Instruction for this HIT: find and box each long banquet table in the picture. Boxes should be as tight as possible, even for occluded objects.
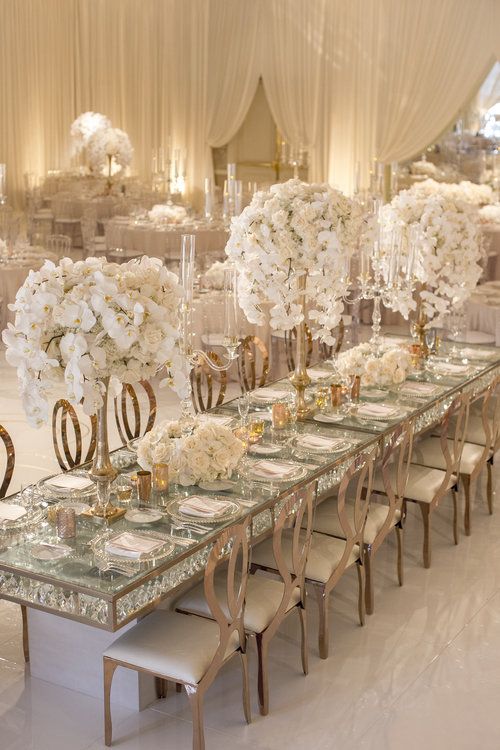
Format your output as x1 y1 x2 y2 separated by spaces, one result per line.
1 338 499 707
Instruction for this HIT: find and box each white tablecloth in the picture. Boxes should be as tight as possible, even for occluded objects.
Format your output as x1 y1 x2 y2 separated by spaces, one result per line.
105 219 228 261
0 266 30 331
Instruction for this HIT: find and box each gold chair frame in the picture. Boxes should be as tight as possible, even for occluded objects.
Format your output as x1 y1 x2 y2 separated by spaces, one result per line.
104 518 251 750
52 399 97 471
114 381 157 444
190 352 227 413
237 335 270 393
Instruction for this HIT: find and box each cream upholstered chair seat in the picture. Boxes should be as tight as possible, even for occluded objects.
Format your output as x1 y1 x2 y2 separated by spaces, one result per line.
178 574 301 634
412 437 484 475
103 610 239 685
313 495 401 546
372 463 456 504
252 530 360 584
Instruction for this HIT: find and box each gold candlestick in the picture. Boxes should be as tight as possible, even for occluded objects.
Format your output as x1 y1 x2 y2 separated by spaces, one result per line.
88 377 124 520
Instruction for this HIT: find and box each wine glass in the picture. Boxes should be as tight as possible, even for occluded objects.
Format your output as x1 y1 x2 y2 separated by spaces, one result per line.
237 392 250 426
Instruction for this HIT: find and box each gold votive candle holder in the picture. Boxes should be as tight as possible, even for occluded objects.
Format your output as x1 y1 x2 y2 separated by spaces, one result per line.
137 470 152 504
248 418 265 443
330 384 343 408
56 507 76 539
315 387 329 411
152 463 169 494
351 375 361 402
272 403 289 430
116 485 133 503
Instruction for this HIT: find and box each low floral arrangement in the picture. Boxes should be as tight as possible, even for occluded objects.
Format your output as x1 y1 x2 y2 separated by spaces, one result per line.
409 178 493 206
410 160 438 177
70 111 111 155
87 127 133 175
335 343 412 387
226 178 363 345
380 189 483 325
200 259 230 291
478 204 500 225
148 203 187 225
136 418 245 486
2 256 190 426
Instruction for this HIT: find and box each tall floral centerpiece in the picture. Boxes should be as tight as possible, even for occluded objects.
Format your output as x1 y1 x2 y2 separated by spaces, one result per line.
380 189 483 351
226 179 362 418
87 126 133 193
2 256 190 516
70 111 111 157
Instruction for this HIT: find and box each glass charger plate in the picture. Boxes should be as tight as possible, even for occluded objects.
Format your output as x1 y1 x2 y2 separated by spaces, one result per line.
111 449 137 470
354 404 406 422
197 480 236 492
166 496 242 525
249 390 292 405
240 459 308 483
0 490 46 532
125 509 163 524
290 435 353 454
30 541 73 561
248 443 284 456
37 470 96 500
90 529 175 566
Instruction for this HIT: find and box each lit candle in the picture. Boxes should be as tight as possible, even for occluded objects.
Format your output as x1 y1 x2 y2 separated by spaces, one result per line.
272 402 289 430
204 177 213 220
235 180 243 215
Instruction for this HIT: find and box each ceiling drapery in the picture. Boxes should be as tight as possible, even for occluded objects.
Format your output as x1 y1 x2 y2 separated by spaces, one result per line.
0 0 498 204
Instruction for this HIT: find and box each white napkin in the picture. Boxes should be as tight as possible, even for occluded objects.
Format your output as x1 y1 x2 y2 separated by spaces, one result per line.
357 403 396 418
46 474 93 490
179 495 233 518
0 503 27 521
297 435 345 450
252 460 296 478
400 382 439 395
105 532 164 559
251 388 290 401
307 368 334 381
197 415 233 427
432 362 468 375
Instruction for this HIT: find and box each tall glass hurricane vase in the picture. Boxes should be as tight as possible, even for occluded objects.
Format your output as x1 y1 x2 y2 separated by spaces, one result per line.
89 377 121 518
289 274 311 420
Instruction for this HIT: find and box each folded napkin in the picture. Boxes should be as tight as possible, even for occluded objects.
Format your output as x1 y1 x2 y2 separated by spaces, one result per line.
179 495 233 518
357 403 396 418
400 382 439 395
46 474 93 491
307 368 334 381
461 347 496 361
104 532 164 559
252 460 296 478
0 503 27 521
251 388 291 401
197 415 233 427
297 435 345 450
432 362 469 375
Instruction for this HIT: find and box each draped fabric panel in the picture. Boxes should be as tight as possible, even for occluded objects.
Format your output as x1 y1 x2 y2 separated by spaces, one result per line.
0 0 499 205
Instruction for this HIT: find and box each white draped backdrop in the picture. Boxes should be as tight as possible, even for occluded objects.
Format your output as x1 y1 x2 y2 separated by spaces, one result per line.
0 0 499 204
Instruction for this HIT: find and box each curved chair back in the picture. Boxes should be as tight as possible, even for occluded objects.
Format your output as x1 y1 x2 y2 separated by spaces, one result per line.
318 320 345 360
202 517 250 687
52 399 97 471
190 352 227 413
0 424 15 498
47 233 71 258
114 381 157 444
284 324 313 371
237 335 269 392
441 393 469 478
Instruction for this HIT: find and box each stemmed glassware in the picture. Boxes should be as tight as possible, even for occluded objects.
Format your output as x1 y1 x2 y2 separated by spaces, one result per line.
446 309 466 360
237 392 250 427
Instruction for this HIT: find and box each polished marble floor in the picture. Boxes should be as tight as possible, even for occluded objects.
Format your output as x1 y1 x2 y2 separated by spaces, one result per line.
1 356 500 748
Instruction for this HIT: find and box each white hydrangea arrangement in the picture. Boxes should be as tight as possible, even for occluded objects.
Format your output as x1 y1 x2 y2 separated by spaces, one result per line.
2 256 190 427
87 127 133 175
148 203 187 225
201 259 230 291
335 343 412 387
226 179 363 345
478 204 500 225
70 111 111 155
137 418 245 486
409 178 493 206
380 189 483 325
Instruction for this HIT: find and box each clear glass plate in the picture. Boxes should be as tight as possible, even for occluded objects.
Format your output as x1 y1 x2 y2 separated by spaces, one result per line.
37 470 96 500
0 489 46 532
166 496 242 524
90 529 175 566
240 459 308 483
30 542 73 561
290 435 353 454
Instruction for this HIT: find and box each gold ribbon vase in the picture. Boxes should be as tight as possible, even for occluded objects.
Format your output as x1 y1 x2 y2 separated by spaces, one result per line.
88 377 124 519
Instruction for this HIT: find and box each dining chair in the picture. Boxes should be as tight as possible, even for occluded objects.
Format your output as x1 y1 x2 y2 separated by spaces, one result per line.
0 424 29 663
284 324 314 371
103 518 251 750
113 381 157 444
46 233 71 259
318 319 345 360
52 399 97 471
313 421 414 615
397 393 469 568
237 335 270 393
81 208 107 259
177 483 316 716
252 447 377 660
190 352 227 413
53 195 81 247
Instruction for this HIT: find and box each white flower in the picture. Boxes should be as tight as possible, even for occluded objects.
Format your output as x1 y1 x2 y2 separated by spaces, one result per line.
148 204 187 225
86 127 133 174
226 179 364 342
70 111 111 154
2 256 188 426
335 343 412 387
201 260 230 291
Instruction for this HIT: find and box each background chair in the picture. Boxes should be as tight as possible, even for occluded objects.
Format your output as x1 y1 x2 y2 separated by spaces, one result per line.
103 518 251 750
52 399 97 471
190 352 227 413
237 335 269 392
47 233 71 259
113 381 157 444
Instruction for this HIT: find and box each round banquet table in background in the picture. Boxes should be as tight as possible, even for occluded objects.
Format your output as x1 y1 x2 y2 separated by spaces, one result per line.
105 219 229 263
0 266 30 331
482 225 500 282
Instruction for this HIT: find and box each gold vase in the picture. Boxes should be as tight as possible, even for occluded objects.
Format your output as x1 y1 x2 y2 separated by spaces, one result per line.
289 274 311 421
414 288 429 359
104 154 113 196
89 377 123 519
